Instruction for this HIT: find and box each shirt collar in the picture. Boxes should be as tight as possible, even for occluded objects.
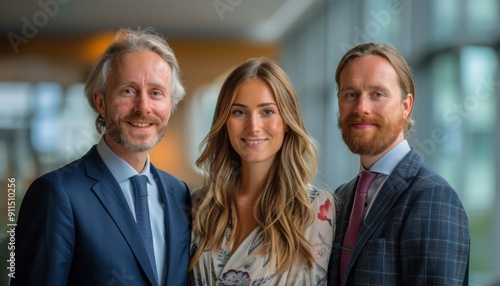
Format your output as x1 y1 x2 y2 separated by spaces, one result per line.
360 139 411 175
96 137 152 184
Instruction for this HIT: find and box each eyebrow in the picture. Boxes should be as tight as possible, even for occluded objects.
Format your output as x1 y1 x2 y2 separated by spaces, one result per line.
231 102 277 108
339 85 356 92
119 80 169 90
339 85 389 92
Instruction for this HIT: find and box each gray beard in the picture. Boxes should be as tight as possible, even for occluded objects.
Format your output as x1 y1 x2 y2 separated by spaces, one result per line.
106 119 167 152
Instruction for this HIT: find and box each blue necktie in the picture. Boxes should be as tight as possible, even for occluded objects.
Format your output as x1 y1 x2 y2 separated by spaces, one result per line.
130 175 158 281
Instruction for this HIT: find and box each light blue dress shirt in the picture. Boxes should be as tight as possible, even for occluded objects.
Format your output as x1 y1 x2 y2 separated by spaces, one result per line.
361 139 411 217
96 137 167 285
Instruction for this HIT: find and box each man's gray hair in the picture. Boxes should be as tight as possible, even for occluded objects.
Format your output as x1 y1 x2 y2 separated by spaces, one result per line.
84 27 185 134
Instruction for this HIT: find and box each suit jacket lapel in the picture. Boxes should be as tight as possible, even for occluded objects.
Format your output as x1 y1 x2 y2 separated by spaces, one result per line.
151 164 192 286
360 150 422 238
83 147 158 286
345 150 423 280
150 165 173 286
331 178 358 284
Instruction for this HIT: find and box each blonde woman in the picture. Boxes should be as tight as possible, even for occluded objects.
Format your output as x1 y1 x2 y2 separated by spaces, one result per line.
190 57 334 285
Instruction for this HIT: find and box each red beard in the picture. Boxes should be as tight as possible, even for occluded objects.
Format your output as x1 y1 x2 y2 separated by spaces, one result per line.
338 113 405 156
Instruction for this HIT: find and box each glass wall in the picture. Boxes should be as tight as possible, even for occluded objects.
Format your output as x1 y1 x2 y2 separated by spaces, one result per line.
0 82 99 198
279 0 499 284
1 1 498 284
0 81 99 284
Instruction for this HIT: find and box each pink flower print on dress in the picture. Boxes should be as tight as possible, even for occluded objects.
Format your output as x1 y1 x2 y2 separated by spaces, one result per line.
318 199 332 226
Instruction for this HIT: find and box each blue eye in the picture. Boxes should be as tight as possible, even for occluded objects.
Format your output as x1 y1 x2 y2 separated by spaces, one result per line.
232 110 245 116
121 88 137 97
346 92 357 99
263 109 275 115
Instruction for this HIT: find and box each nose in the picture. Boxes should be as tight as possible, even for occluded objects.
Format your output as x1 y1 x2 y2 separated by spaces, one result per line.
133 92 151 114
353 94 371 115
246 113 260 133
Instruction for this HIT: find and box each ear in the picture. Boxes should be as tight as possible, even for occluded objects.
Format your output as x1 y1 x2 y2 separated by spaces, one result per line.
93 92 106 117
402 93 413 118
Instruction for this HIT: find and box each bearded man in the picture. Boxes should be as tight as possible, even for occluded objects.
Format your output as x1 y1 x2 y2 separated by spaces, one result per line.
327 43 470 286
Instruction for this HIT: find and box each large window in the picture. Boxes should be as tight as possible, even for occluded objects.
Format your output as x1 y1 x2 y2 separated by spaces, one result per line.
280 0 499 284
428 47 498 280
0 81 99 285
0 81 98 195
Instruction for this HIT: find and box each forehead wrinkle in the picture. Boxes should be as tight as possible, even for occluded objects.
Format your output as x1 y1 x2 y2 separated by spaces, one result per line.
113 52 171 90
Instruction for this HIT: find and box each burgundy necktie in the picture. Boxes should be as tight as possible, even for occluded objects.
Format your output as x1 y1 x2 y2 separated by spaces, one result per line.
339 171 377 284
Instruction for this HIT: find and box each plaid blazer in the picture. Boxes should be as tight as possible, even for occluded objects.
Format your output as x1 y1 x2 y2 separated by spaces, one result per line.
327 149 470 285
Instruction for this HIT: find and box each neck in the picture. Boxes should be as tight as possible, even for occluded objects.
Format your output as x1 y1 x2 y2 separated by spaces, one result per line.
103 135 148 173
237 162 271 200
360 134 405 170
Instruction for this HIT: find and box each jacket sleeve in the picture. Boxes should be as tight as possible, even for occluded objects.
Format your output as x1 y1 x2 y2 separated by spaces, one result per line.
400 183 470 285
11 175 75 286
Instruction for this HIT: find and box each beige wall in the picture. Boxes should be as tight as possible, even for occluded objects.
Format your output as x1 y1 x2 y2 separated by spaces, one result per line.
0 34 281 189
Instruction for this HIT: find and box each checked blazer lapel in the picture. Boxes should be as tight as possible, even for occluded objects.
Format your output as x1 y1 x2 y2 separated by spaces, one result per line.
83 148 158 286
359 150 422 242
331 177 359 285
342 150 422 283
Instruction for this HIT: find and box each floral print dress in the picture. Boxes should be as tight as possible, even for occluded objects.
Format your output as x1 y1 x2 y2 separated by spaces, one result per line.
190 189 334 286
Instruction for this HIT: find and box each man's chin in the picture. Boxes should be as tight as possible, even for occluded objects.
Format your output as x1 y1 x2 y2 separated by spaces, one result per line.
118 135 159 153
347 145 375 156
127 142 156 153
344 136 382 156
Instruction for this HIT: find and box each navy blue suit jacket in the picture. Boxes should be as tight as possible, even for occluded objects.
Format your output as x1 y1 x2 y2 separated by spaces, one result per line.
327 149 470 285
11 146 191 286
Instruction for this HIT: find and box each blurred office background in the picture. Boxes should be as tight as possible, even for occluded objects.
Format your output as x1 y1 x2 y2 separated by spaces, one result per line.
0 0 498 284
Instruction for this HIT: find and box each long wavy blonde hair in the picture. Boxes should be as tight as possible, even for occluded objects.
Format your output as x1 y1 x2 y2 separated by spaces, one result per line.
190 57 319 273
